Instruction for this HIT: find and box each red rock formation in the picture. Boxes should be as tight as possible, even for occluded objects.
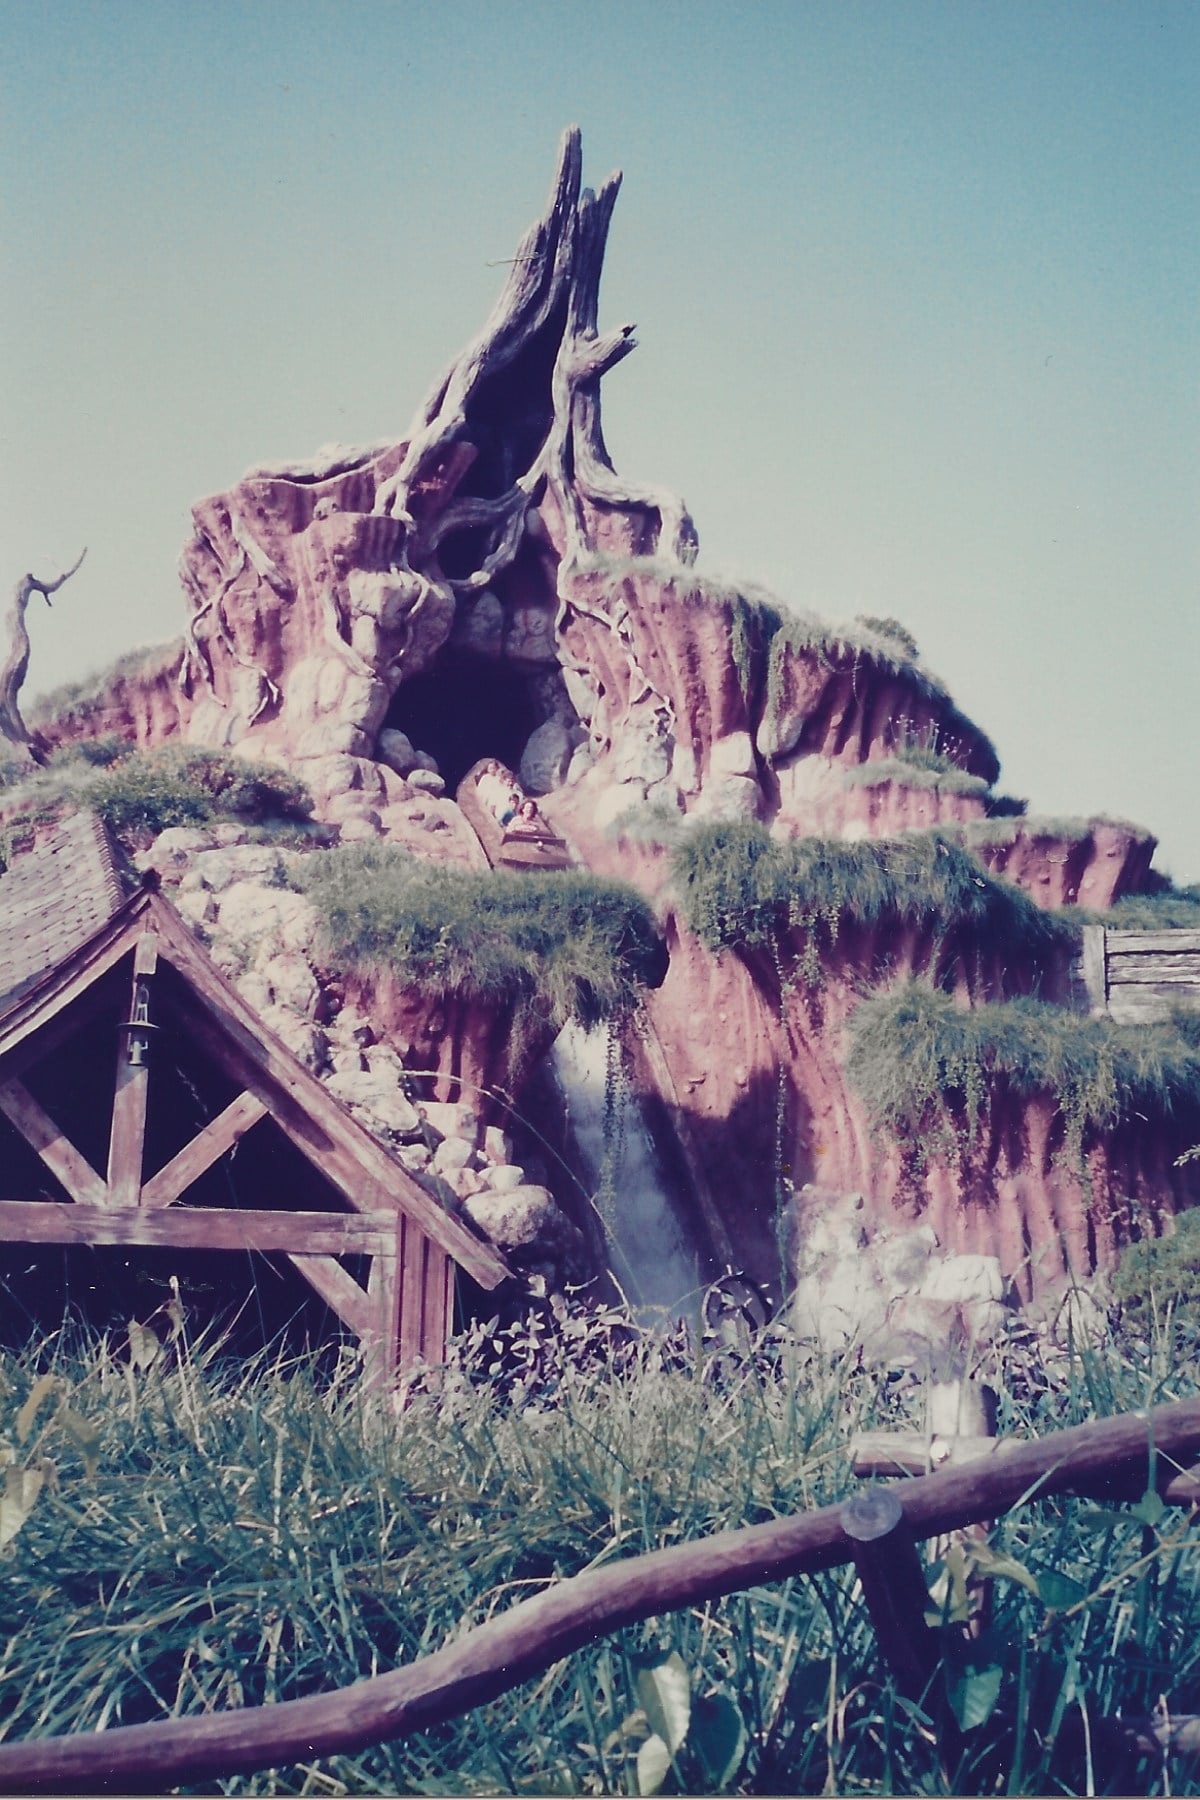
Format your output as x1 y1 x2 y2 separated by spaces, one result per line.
22 129 1193 1312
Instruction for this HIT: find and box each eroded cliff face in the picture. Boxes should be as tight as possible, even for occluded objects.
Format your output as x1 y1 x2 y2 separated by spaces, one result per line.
28 129 1196 1323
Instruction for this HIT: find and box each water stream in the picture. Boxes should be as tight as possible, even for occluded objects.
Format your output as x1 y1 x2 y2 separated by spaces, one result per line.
549 1020 701 1316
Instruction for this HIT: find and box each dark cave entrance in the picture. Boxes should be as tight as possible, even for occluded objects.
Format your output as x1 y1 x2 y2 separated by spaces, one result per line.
384 648 547 792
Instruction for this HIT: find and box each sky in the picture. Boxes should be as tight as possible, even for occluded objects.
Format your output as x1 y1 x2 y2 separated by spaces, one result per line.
3 1 1197 878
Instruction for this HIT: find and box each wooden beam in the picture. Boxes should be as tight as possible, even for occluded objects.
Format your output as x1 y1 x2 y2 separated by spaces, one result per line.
286 1252 374 1339
366 1219 402 1382
1106 929 1200 956
1081 924 1107 1015
141 1091 268 1209
0 1201 394 1256
106 943 159 1207
840 1486 941 1701
0 903 147 1064
0 1078 107 1206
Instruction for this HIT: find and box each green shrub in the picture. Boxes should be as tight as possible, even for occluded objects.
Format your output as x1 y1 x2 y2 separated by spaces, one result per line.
85 745 310 838
0 746 311 869
671 821 1069 985
294 842 663 1034
847 982 1200 1159
1112 1207 1200 1324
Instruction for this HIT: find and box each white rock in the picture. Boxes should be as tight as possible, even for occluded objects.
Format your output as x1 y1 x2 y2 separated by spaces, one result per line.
376 728 417 776
520 719 573 794
875 1226 939 1291
920 1254 1005 1308
261 951 321 1018
407 768 445 796
338 814 383 842
217 882 317 946
262 1007 326 1071
708 731 757 781
482 1125 511 1165
432 1136 475 1173
439 1165 486 1200
486 1163 526 1193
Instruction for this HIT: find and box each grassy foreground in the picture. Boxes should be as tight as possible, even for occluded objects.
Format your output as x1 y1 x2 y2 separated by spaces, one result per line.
1 1305 1198 1796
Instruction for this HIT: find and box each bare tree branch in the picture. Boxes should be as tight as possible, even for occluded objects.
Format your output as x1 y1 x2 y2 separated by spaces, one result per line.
1 549 87 766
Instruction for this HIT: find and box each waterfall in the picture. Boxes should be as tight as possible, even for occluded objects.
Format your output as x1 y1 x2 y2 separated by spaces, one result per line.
550 1021 702 1315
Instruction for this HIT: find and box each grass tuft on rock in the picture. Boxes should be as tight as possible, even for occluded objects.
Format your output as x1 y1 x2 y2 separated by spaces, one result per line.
671 821 1070 983
847 982 1200 1155
0 745 311 868
294 841 663 1032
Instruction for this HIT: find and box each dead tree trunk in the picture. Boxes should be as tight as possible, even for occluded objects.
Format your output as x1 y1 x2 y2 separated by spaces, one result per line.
1 549 86 767
372 126 696 615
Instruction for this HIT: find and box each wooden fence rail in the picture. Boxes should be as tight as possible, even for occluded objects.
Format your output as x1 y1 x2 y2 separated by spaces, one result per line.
1 1397 1198 1795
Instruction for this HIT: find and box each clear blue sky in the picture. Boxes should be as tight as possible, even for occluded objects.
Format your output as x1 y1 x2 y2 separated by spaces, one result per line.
3 1 1197 878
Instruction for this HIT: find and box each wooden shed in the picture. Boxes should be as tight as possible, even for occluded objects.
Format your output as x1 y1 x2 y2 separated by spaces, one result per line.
0 813 509 1372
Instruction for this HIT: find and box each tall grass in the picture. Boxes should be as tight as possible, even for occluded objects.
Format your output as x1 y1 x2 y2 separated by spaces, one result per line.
1 1306 1198 1795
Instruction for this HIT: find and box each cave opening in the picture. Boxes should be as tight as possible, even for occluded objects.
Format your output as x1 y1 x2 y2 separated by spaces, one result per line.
384 648 549 792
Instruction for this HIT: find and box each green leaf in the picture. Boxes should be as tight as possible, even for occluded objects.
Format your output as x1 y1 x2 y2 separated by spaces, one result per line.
967 1543 1041 1598
0 1465 45 1549
59 1409 102 1479
690 1692 746 1788
636 1733 673 1797
637 1654 690 1755
1038 1570 1088 1610
946 1662 1004 1732
1131 1488 1165 1529
16 1374 60 1445
127 1320 162 1371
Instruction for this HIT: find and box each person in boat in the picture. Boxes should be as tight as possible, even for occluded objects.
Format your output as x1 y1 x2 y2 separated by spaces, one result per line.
505 797 547 838
475 759 521 827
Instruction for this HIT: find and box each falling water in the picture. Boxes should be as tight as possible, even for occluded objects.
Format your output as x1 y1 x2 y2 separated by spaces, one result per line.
549 1020 701 1315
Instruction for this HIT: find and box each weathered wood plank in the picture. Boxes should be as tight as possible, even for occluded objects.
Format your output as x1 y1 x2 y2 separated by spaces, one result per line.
1108 955 1200 984
367 1221 402 1382
1108 990 1200 1024
420 1240 454 1364
0 1201 393 1255
399 1221 429 1369
141 1090 269 1209
0 907 143 1061
286 1252 374 1339
0 1078 107 1206
840 1486 941 1701
106 1052 149 1206
1081 925 1107 1014
1106 930 1200 955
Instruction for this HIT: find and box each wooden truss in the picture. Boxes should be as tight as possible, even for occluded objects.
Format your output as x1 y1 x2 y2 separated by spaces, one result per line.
0 886 509 1375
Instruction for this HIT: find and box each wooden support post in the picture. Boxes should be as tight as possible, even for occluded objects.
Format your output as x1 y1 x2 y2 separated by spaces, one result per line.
107 934 158 1205
840 1485 941 1701
367 1219 402 1385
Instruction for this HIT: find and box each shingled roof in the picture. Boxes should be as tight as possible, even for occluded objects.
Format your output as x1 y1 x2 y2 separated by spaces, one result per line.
0 811 129 1009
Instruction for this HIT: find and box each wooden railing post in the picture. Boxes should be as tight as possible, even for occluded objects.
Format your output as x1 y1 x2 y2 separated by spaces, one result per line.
839 1485 940 1700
